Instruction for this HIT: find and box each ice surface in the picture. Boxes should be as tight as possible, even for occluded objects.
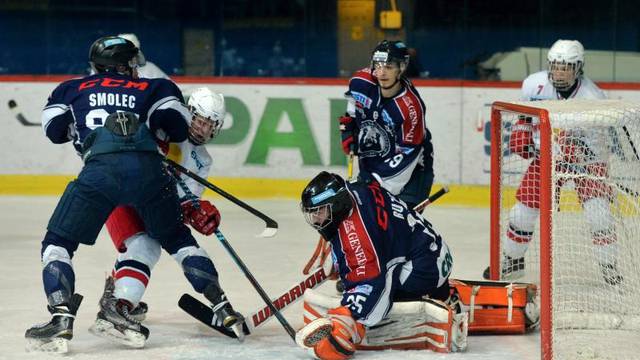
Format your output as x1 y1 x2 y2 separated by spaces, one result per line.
0 196 539 360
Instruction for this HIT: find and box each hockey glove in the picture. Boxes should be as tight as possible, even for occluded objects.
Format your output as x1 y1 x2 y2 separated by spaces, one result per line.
339 114 358 155
509 116 537 159
296 306 365 360
181 200 221 235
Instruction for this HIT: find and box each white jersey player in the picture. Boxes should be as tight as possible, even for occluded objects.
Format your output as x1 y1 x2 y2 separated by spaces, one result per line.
483 39 622 286
117 33 170 79
93 87 228 347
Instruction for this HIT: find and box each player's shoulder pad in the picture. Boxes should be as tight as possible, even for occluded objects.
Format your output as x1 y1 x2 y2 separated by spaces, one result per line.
522 70 548 88
579 76 607 99
349 67 377 89
520 70 549 99
149 78 185 102
48 75 89 102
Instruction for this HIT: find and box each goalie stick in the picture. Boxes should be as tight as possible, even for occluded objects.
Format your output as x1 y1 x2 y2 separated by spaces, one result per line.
413 186 450 212
8 99 39 126
164 158 278 238
179 267 329 339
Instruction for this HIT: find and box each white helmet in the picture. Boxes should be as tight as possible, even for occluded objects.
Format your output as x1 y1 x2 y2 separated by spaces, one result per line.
187 87 226 145
547 39 584 91
117 33 146 65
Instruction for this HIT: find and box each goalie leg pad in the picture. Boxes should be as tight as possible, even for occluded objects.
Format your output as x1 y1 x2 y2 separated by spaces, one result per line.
302 288 467 353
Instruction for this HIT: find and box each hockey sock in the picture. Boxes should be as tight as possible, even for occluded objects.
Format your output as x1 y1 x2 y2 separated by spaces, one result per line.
171 246 219 293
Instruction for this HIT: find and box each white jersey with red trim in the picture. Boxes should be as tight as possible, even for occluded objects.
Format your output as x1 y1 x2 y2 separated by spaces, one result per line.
519 70 608 161
521 70 606 101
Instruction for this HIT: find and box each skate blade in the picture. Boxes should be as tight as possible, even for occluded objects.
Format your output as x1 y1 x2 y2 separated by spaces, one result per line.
89 319 146 348
25 337 68 353
229 322 245 342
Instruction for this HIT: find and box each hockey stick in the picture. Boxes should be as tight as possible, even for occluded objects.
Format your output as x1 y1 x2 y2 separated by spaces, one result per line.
164 158 278 238
213 229 297 341
8 99 39 126
622 125 640 161
413 186 450 212
347 152 355 179
560 162 640 199
179 267 328 339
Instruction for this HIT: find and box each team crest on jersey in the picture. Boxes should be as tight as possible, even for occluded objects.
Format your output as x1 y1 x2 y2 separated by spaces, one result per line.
350 91 372 109
381 110 393 126
358 120 391 159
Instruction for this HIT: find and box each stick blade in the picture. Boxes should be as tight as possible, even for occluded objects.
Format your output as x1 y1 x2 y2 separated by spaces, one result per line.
258 226 278 238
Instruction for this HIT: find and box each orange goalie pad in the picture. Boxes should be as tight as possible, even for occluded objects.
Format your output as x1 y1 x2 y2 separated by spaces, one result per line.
450 279 537 335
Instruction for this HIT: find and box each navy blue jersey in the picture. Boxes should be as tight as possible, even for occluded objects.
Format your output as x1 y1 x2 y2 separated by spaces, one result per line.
41 73 190 153
346 68 433 195
327 180 452 326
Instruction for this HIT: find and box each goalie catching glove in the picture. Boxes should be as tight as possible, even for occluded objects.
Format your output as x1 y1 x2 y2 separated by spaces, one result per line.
181 199 221 235
296 306 365 360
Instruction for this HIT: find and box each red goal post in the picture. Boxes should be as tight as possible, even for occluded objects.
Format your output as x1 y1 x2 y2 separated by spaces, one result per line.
489 99 640 360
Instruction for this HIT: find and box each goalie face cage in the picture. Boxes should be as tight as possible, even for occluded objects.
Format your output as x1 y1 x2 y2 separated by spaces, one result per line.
489 99 640 360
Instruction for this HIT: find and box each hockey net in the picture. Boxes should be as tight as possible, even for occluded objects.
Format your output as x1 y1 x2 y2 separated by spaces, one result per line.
489 99 640 360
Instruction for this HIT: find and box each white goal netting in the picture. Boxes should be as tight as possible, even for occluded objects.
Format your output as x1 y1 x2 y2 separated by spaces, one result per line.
492 99 640 360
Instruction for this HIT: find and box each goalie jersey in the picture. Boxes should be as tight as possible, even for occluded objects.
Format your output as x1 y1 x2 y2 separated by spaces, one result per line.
327 180 453 327
346 69 433 195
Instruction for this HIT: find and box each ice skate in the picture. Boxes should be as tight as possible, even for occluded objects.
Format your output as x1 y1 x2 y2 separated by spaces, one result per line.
100 275 148 322
89 297 149 348
204 281 246 341
25 293 83 354
483 256 525 280
600 263 623 286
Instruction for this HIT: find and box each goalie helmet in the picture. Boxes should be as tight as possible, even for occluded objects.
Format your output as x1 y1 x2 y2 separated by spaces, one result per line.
89 36 139 75
301 172 353 234
547 39 584 91
187 87 226 145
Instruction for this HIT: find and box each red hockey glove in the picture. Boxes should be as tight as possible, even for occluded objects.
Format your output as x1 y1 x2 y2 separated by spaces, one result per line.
339 115 358 155
509 116 537 159
297 306 365 360
181 200 221 235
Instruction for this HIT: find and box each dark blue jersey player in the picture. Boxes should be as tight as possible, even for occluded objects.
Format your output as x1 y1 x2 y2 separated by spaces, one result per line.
26 36 243 353
339 40 434 208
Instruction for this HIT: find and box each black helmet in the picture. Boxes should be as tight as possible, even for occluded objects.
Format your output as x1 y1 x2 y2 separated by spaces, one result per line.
301 172 353 235
89 36 139 74
371 40 410 68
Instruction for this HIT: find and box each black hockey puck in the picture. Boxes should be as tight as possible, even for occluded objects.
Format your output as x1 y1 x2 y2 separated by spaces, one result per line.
8 99 16 109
